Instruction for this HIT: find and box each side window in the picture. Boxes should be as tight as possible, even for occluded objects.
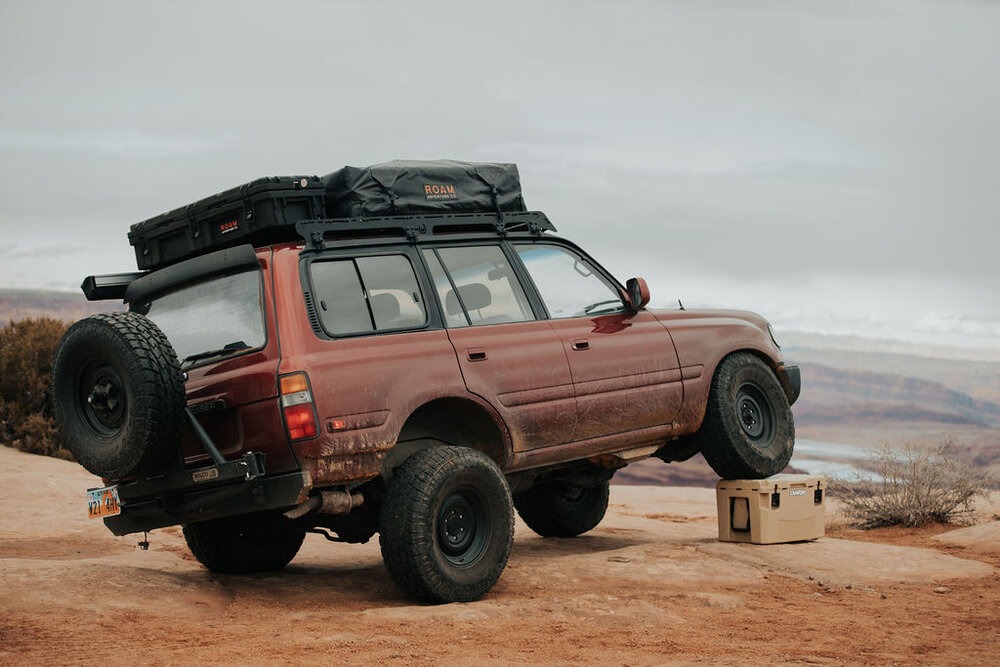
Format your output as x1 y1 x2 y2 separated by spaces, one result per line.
424 246 534 326
310 254 426 336
515 244 624 318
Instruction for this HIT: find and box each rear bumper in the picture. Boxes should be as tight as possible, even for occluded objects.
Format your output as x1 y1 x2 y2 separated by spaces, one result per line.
103 452 308 536
776 364 801 406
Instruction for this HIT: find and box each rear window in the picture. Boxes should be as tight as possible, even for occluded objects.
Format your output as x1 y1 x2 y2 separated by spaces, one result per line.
133 269 266 366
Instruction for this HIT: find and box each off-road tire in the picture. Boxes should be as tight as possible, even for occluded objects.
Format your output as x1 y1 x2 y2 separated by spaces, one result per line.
513 479 610 537
379 447 514 603
182 511 306 574
698 352 794 479
52 312 185 479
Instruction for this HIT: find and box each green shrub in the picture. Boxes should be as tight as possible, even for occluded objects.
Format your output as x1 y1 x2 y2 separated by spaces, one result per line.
0 317 71 459
834 442 994 528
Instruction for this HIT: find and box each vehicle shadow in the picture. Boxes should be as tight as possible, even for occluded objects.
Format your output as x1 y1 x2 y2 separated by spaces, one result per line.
156 530 655 608
512 530 649 558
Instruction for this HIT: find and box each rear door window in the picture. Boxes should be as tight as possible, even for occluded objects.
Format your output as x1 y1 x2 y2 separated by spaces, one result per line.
423 246 535 326
310 254 427 336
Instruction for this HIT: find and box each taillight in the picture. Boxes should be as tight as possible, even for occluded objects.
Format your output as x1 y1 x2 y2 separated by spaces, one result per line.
279 372 318 441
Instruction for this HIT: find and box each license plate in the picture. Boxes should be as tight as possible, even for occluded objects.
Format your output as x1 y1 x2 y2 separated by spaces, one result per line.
87 486 121 519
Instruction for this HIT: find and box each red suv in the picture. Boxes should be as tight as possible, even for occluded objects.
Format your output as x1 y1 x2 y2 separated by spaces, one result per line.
53 161 800 603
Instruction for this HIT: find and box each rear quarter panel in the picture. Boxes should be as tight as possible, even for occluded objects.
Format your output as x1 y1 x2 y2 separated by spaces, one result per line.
180 248 295 472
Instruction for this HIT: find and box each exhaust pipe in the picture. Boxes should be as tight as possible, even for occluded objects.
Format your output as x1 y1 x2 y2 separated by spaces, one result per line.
284 489 364 520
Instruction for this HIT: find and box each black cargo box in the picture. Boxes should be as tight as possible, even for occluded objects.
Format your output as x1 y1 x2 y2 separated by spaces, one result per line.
323 160 525 218
128 176 325 270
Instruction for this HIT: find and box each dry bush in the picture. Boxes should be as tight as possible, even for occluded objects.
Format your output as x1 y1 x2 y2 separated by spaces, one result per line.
833 442 994 528
0 317 72 459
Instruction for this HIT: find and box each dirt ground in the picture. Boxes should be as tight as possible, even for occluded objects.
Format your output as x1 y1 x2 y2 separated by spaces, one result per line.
2 445 998 666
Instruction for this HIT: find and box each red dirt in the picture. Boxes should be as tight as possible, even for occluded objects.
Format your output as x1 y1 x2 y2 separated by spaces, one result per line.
2 445 998 665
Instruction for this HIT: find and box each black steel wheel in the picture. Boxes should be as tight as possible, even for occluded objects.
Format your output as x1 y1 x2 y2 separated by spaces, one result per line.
736 382 775 443
513 478 610 538
698 352 795 479
379 447 514 603
52 312 185 479
437 488 490 567
77 361 128 437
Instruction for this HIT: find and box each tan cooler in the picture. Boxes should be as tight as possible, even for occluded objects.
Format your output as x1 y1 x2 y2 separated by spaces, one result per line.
716 475 826 544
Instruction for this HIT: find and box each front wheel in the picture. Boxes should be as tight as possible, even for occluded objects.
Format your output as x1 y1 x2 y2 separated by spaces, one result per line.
698 352 795 479
379 447 514 603
513 478 610 537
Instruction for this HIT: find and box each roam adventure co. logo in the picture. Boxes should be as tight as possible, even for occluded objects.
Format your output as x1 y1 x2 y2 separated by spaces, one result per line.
424 183 458 201
218 219 239 235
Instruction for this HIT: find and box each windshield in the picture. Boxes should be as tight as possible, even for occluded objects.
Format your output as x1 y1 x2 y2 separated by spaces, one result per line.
133 270 266 364
514 244 624 318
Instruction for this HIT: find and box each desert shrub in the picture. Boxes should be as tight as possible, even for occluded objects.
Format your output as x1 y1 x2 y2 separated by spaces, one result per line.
0 317 72 459
833 442 994 528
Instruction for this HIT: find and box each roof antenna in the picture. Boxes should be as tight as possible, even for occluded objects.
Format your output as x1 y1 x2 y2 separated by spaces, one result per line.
678 299 685 311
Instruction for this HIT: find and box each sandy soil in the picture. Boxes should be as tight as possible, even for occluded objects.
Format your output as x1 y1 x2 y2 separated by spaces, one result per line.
2 445 998 666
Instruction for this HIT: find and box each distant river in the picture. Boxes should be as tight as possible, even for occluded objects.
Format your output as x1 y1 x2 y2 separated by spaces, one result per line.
791 438 879 480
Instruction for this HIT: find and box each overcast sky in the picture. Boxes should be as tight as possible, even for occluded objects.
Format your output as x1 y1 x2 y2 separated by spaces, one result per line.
1 1 998 350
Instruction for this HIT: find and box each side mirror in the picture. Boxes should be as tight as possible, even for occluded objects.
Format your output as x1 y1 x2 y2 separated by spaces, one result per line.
625 277 650 311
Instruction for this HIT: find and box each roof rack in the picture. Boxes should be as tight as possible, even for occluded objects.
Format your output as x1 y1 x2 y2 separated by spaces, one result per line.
296 210 556 251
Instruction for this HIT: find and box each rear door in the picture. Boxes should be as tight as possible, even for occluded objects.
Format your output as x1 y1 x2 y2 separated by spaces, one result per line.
513 242 683 441
134 258 294 470
424 245 577 451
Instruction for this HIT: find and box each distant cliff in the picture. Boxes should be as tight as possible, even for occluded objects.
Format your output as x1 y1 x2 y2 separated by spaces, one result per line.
794 362 1000 429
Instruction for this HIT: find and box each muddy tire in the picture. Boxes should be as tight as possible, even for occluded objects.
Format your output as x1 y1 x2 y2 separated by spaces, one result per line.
52 312 185 479
513 479 610 537
698 352 794 479
379 447 514 603
183 511 305 574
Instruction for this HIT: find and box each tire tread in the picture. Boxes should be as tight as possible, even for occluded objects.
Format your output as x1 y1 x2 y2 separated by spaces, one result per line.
698 352 795 479
379 447 514 603
513 480 609 538
183 512 305 574
53 312 185 478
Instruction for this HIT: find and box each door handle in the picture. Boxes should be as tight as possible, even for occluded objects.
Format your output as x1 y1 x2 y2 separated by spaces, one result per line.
571 339 590 351
466 348 488 361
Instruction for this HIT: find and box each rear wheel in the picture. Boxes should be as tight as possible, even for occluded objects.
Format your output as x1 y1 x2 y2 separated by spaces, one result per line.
698 352 794 479
183 511 306 574
513 478 610 537
52 312 185 479
379 447 514 603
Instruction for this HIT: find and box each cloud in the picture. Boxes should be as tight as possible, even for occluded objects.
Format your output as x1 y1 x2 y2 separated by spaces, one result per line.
0 0 997 351
0 129 237 159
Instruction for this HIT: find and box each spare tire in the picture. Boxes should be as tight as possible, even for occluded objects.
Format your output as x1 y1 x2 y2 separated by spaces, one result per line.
52 312 185 479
